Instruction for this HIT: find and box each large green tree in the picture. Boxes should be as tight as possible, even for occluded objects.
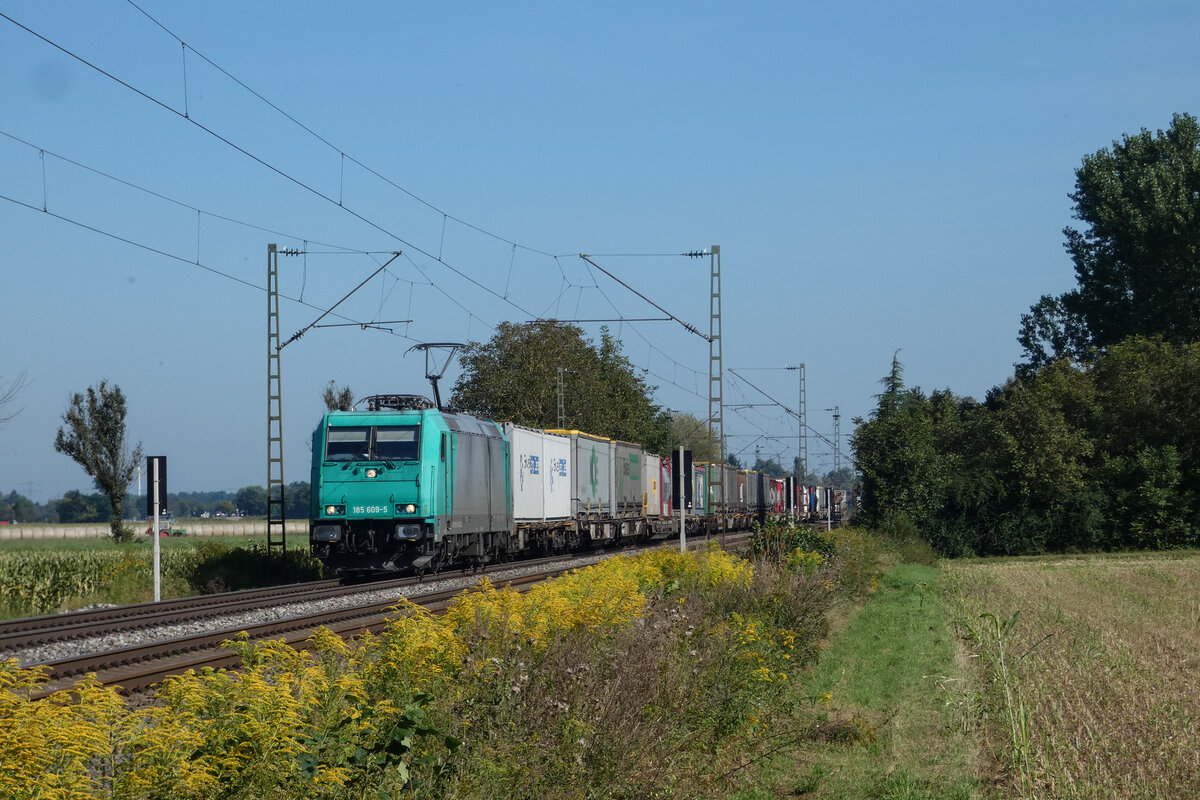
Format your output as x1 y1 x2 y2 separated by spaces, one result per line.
54 381 143 542
851 356 952 529
1019 113 1200 371
451 321 669 452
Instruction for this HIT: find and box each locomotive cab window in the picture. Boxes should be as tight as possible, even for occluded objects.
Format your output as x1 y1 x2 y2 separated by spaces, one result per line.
325 427 370 461
325 425 419 462
375 426 419 461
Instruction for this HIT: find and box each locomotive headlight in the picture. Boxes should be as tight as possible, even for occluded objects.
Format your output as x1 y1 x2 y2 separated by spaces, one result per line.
324 504 344 516
397 503 417 514
366 468 378 478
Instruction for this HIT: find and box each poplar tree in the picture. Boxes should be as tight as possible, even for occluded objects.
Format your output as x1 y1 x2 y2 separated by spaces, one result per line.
54 380 143 542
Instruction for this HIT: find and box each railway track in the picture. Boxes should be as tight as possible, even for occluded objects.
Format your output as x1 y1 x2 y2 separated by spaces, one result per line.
28 571 554 698
10 532 751 699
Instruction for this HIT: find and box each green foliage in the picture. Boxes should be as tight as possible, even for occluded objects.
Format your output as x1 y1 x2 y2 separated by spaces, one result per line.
667 411 722 463
267 481 312 521
1104 446 1194 549
0 492 37 523
185 541 324 593
750 517 836 564
53 381 142 542
851 362 966 530
1019 113 1200 370
1 547 870 799
235 486 268 517
855 338 1200 557
752 457 787 478
0 550 117 616
321 380 354 411
55 490 105 523
0 541 323 618
451 321 670 451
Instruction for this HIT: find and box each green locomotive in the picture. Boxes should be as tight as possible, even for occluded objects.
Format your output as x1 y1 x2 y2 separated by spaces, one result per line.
309 395 512 574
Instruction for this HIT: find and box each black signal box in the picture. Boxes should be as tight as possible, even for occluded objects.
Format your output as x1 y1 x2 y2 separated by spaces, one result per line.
671 449 693 508
146 456 167 516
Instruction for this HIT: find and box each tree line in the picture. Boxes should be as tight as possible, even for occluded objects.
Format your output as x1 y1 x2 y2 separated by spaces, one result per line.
853 113 1200 555
0 484 312 525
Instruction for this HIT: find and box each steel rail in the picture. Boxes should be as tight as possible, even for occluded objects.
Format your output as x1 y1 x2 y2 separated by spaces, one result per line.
30 572 553 699
23 533 753 699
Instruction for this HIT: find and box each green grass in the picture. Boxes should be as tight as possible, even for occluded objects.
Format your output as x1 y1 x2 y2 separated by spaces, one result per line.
733 563 979 800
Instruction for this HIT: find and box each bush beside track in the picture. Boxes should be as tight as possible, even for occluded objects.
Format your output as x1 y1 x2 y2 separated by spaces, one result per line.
0 525 884 800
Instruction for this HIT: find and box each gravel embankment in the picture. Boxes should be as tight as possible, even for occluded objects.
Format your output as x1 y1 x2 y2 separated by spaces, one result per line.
5 552 616 668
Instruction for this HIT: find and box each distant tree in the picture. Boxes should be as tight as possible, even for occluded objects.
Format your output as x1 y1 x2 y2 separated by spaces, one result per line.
752 457 787 478
1019 113 1200 372
0 372 29 428
791 457 822 484
825 466 858 489
53 381 143 542
667 412 722 463
174 496 200 517
286 481 311 519
56 489 103 523
451 321 669 452
725 452 742 469
1 491 36 523
236 485 269 516
322 380 354 411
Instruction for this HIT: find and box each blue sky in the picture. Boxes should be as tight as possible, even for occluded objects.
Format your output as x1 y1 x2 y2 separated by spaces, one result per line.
2 1 1197 503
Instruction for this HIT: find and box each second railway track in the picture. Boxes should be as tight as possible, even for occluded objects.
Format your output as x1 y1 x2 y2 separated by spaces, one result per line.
6 533 751 699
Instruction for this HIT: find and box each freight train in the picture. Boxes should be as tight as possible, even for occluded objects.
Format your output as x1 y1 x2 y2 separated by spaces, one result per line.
308 394 843 575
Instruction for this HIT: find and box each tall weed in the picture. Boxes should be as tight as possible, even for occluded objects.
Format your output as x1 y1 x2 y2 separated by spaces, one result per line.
0 543 868 799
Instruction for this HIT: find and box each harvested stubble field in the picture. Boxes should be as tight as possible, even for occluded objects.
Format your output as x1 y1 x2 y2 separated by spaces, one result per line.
945 552 1200 799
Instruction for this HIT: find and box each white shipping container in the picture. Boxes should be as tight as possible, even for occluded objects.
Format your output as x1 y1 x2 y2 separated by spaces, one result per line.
506 424 545 521
505 425 575 522
543 431 571 520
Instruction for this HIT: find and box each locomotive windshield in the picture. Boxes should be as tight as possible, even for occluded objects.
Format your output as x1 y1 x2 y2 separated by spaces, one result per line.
325 425 419 462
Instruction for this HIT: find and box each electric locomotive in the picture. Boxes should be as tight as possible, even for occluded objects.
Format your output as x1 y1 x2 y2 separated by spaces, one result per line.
309 394 513 575
310 394 820 576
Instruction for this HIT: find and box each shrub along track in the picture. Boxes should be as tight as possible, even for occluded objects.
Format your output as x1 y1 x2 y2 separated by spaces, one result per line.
27 572 553 699
10 532 751 699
